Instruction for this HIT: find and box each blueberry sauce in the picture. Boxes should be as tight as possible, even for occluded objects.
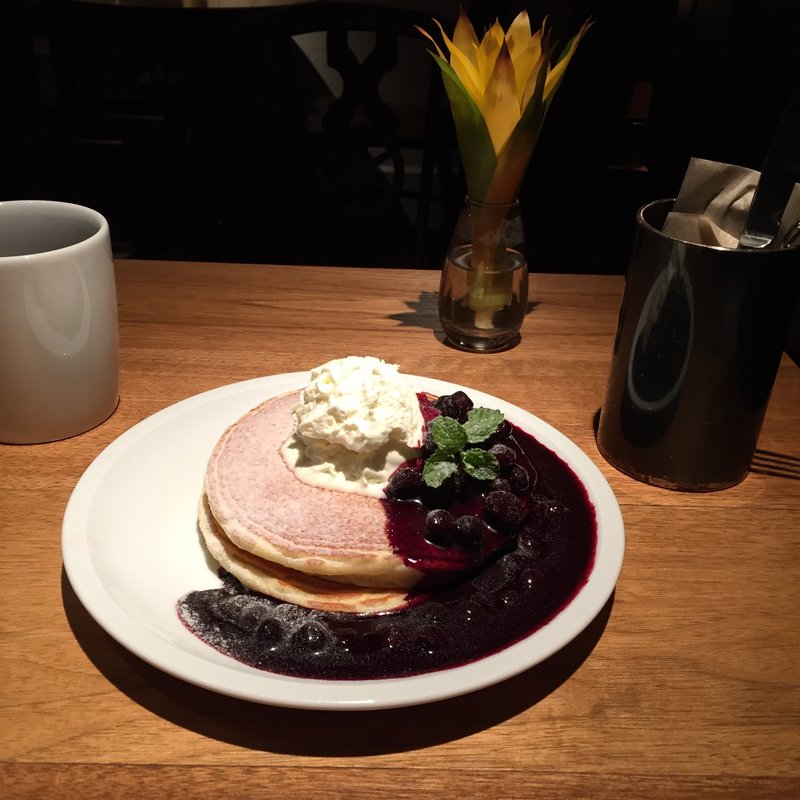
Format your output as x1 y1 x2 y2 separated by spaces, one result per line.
177 403 597 681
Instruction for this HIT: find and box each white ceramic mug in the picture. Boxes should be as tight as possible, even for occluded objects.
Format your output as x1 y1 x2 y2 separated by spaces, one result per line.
0 200 119 444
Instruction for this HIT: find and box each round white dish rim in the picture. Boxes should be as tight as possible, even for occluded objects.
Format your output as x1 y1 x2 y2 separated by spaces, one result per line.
62 373 624 710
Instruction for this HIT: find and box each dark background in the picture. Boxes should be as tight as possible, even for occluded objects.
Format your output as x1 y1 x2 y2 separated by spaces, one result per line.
3 0 800 274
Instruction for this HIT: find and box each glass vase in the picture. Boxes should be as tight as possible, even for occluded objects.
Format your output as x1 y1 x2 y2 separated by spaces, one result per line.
438 197 528 352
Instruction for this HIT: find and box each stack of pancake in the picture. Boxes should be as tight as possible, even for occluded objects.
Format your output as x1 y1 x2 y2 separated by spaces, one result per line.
200 391 423 613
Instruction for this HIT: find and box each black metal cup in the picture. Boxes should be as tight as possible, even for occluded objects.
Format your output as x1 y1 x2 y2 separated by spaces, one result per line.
597 199 800 490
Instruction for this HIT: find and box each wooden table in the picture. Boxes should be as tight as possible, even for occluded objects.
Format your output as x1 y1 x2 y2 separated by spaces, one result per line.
2 261 798 799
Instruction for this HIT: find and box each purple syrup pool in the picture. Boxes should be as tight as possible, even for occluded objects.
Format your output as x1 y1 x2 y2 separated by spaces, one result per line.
177 421 597 681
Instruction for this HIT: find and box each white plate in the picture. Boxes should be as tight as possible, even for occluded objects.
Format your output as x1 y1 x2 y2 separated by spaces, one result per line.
62 373 624 710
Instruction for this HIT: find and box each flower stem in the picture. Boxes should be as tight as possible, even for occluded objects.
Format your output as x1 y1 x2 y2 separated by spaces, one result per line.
468 201 516 329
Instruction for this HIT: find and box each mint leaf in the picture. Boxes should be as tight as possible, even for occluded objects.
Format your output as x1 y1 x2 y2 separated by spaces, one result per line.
422 451 459 488
463 407 504 443
418 402 506 489
431 415 467 455
461 448 500 481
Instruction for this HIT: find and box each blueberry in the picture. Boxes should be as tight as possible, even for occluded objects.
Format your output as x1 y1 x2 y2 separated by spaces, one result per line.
257 617 284 645
424 509 458 547
337 627 359 653
421 422 436 456
453 469 471 500
290 620 331 654
496 420 512 438
434 391 473 422
358 630 391 654
387 466 423 499
421 475 456 509
507 464 530 493
489 443 516 470
537 498 570 535
489 477 513 493
517 522 541 551
339 627 391 655
455 515 489 551
484 490 525 532
480 419 513 447
212 595 247 627
525 494 550 525
237 599 274 634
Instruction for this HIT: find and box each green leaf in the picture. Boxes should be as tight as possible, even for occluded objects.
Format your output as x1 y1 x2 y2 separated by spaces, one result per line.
430 53 497 201
544 20 592 114
484 44 552 204
461 448 500 481
463 407 505 443
431 415 468 455
422 451 459 488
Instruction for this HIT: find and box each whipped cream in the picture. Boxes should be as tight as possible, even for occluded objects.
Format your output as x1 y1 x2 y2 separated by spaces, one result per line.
281 356 424 497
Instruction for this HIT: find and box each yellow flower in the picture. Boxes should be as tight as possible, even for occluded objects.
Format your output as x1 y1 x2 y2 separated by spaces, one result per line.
418 9 590 204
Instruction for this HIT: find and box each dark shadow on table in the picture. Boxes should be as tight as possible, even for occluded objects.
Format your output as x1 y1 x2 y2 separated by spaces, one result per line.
750 449 800 481
390 291 541 354
388 290 440 332
390 292 541 331
62 569 613 756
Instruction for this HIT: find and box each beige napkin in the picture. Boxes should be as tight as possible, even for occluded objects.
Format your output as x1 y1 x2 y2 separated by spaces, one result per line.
663 157 800 248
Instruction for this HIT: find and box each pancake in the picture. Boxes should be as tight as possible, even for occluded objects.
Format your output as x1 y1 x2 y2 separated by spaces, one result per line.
198 495 410 613
204 391 422 589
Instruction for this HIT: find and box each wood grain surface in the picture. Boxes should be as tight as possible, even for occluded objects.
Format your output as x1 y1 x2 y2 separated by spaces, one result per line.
2 260 798 799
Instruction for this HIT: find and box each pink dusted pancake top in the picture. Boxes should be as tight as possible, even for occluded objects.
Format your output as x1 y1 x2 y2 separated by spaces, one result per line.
205 391 413 581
